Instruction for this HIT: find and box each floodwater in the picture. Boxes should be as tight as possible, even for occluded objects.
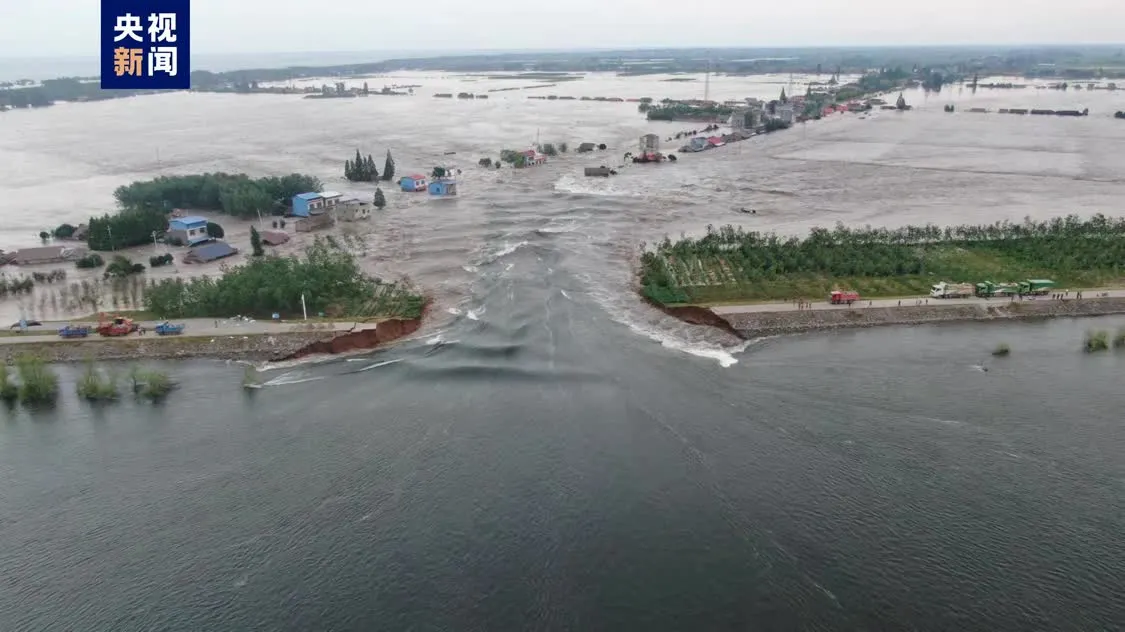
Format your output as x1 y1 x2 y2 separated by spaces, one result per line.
2 71 1125 630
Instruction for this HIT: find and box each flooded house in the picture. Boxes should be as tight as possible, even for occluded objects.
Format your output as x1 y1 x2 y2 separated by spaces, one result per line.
291 191 343 217
260 230 290 246
519 149 547 167
7 245 85 265
428 179 458 196
183 241 239 264
400 174 428 192
338 199 372 220
295 210 333 232
576 142 597 153
167 215 211 246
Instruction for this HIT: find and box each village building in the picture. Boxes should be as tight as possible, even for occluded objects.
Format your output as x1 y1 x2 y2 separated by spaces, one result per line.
291 191 344 217
260 230 290 246
183 241 239 264
576 142 597 153
167 215 211 246
400 175 428 192
295 210 334 233
337 199 373 221
428 179 458 196
7 245 86 265
773 103 796 124
518 149 547 167
681 137 709 152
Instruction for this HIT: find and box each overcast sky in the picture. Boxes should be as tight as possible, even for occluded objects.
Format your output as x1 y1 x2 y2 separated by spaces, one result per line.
2 0 1123 58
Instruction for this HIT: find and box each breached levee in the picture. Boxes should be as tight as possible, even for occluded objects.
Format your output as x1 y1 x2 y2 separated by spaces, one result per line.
275 318 422 361
713 297 1125 337
0 318 424 364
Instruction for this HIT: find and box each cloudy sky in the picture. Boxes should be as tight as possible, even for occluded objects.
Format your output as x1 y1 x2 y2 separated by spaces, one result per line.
1 0 1122 58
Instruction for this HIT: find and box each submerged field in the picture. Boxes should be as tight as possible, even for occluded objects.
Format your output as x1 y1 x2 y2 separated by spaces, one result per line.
640 215 1125 304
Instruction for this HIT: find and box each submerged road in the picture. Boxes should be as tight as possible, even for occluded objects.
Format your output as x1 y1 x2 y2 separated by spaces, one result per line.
711 288 1125 315
0 317 374 345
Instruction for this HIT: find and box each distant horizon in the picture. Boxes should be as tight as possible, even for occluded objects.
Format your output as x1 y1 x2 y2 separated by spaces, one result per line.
2 43 1124 83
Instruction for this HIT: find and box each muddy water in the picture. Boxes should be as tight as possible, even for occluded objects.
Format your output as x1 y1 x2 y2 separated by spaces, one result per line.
1 71 1125 631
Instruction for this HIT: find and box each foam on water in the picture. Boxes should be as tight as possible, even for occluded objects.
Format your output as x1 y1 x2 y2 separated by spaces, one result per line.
354 358 404 372
553 173 643 198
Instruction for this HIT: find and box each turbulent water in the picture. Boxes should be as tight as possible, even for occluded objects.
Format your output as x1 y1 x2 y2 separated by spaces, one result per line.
2 72 1125 630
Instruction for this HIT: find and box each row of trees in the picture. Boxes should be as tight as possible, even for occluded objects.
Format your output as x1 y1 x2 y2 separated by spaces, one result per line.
143 238 425 320
344 149 396 183
640 215 1125 305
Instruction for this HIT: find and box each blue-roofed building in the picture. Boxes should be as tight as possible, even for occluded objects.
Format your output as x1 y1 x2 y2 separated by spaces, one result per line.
167 216 210 246
291 192 322 217
428 179 458 197
399 174 427 192
291 191 344 217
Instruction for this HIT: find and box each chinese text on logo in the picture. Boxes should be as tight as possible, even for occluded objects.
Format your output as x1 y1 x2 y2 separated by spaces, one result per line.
101 0 191 89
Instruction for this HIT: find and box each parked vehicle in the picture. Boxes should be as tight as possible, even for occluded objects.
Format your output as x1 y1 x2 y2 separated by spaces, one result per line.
930 282 975 299
97 315 138 337
975 281 1019 297
829 290 860 305
57 325 91 338
154 321 185 336
1018 279 1056 295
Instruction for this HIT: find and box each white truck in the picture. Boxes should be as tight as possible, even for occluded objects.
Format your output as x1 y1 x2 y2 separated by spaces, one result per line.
930 282 975 299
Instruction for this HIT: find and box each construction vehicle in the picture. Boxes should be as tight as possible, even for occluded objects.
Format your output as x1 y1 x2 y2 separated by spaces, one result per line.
975 281 1019 297
1018 279 1055 295
930 282 975 299
97 314 138 337
829 290 860 305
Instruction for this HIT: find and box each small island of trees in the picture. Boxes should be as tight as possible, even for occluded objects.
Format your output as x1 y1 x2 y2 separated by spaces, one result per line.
88 172 322 251
345 150 379 182
640 214 1125 305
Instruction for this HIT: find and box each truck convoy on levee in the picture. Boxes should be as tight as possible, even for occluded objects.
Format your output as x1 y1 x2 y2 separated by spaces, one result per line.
931 279 1056 299
825 278 1058 306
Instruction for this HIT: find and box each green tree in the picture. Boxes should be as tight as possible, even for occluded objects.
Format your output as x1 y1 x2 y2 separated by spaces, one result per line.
373 187 386 209
250 226 264 256
382 150 395 181
207 221 225 238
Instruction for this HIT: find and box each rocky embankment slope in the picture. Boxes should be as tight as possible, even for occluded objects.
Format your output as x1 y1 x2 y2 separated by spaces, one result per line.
711 297 1125 338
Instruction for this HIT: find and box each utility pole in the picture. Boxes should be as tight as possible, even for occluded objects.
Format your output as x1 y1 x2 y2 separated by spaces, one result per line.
301 293 308 321
152 231 159 253
704 57 711 103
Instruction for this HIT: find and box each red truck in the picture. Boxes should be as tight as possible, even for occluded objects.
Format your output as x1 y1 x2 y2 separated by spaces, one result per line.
829 290 860 305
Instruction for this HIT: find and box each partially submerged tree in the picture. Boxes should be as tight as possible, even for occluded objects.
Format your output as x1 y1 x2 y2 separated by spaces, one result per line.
250 226 264 256
382 150 395 182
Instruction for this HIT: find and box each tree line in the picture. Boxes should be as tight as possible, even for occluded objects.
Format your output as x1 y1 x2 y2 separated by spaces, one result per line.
640 215 1125 304
143 238 425 320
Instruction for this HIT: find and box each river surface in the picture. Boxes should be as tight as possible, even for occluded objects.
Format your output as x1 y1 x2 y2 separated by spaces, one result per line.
2 72 1125 630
